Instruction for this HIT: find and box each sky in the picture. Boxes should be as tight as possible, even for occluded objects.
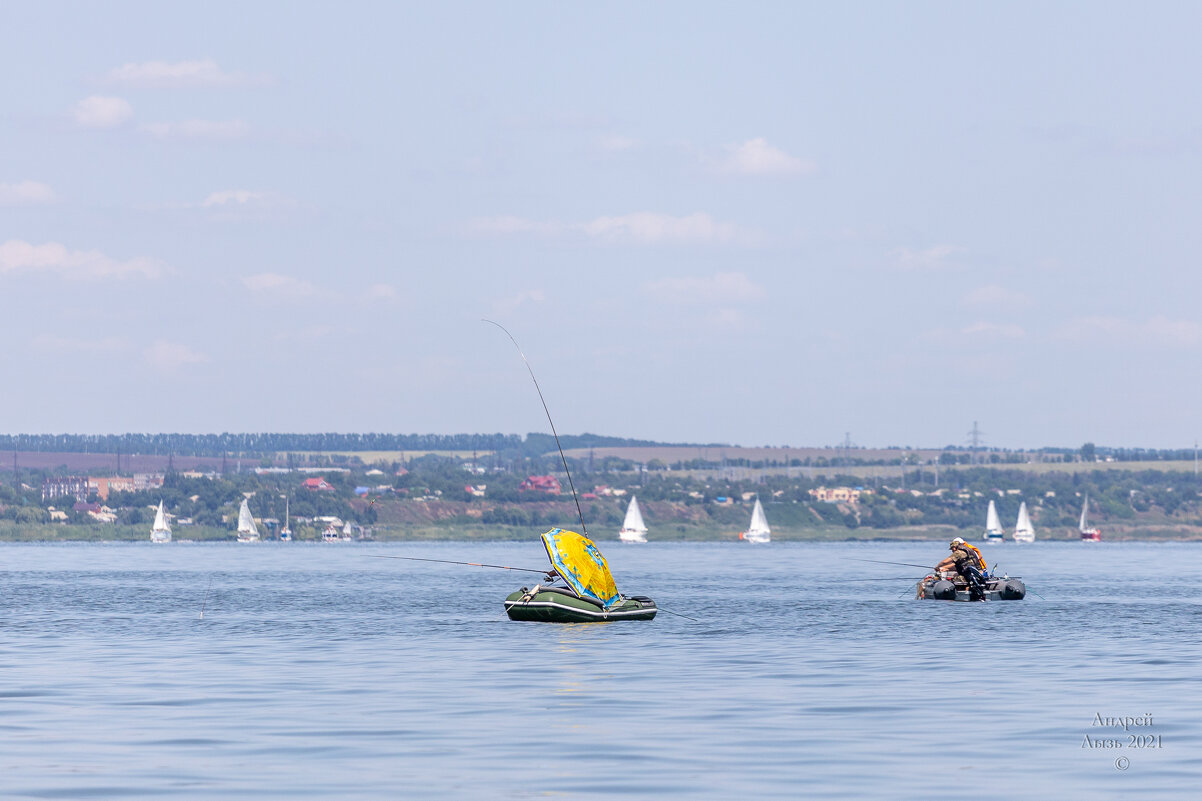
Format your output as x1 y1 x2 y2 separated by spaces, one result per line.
2 1 1200 450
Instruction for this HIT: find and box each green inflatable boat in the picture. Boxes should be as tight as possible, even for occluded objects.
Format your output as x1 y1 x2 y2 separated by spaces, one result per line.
504 585 657 622
504 528 657 622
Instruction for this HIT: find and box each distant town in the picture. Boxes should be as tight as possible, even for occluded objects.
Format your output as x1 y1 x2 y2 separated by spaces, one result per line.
2 433 1201 541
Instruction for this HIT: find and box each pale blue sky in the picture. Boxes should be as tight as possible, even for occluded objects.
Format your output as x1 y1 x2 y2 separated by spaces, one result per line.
2 2 1200 449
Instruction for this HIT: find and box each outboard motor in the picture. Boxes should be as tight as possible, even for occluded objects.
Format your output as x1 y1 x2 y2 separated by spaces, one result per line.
929 579 957 600
998 579 1026 600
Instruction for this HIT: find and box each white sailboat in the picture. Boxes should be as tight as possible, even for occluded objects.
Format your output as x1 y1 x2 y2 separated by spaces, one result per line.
618 496 648 543
740 497 771 543
150 499 172 544
1079 495 1101 542
236 498 260 543
983 500 1004 543
1013 501 1035 543
279 497 292 542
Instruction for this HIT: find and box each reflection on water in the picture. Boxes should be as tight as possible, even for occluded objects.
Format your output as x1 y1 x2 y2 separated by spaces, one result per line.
0 541 1198 799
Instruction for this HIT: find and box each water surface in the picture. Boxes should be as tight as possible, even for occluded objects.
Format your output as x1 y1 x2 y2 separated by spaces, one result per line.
0 541 1198 798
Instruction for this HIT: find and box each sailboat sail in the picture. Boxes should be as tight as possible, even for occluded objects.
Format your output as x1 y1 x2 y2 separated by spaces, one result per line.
280 497 292 541
741 497 771 543
618 496 648 543
1013 501 1035 543
984 500 1004 541
151 500 172 543
237 498 260 542
1079 494 1101 541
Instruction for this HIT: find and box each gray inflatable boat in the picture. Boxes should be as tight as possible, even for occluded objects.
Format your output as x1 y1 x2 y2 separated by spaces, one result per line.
917 573 1026 601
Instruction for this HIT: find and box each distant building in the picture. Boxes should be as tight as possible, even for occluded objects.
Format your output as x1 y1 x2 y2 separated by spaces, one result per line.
89 476 136 501
134 473 165 491
465 484 487 497
809 486 866 504
73 501 117 523
42 476 90 502
302 477 335 491
520 475 561 494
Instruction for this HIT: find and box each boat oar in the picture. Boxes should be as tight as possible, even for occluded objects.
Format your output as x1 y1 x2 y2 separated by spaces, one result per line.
365 554 549 574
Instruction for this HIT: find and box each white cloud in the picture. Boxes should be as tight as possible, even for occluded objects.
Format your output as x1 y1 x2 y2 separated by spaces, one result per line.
469 212 747 244
0 240 161 279
366 283 397 301
143 340 209 372
241 272 317 298
491 289 546 316
74 96 133 128
961 322 1026 339
0 181 56 205
581 212 741 244
643 272 765 305
1057 315 1202 347
105 59 271 88
892 244 966 270
202 190 270 207
599 134 638 152
961 284 1033 309
718 138 816 176
142 119 250 140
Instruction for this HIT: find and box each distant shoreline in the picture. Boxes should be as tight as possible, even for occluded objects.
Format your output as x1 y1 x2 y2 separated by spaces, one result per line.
1 523 1199 544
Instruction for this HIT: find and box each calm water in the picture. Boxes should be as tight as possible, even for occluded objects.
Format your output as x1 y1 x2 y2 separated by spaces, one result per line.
1 540 1198 799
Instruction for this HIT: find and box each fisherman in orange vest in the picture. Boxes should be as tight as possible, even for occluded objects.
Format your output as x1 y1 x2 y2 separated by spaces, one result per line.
934 537 989 601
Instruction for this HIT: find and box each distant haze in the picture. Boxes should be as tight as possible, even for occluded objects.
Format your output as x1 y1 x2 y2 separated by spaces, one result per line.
3 3 1200 450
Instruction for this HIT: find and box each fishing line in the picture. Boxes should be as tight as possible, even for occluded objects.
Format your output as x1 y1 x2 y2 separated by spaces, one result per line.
365 554 550 574
655 606 699 622
199 575 213 620
483 319 588 537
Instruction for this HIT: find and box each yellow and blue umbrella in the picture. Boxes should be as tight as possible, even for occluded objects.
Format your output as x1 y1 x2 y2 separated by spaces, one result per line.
541 528 620 609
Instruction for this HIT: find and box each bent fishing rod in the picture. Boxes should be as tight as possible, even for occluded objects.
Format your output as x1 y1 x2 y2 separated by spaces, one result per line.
483 318 588 537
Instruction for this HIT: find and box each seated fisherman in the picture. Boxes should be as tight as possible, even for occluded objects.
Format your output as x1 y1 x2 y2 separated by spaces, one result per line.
934 537 989 601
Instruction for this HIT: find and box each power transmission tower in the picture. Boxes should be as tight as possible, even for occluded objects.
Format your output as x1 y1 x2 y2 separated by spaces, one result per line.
967 421 984 464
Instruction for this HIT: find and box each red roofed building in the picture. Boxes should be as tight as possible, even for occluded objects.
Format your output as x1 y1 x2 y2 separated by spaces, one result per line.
301 477 335 491
520 475 561 494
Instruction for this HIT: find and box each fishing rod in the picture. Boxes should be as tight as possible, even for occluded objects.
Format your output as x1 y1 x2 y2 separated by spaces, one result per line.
483 319 588 537
849 558 938 570
366 554 550 574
